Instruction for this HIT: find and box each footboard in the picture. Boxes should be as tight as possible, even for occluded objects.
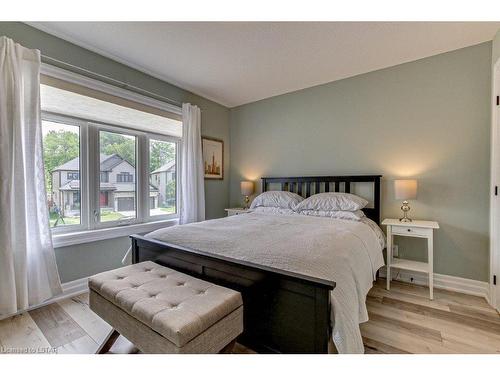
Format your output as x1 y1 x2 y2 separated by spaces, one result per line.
130 234 335 353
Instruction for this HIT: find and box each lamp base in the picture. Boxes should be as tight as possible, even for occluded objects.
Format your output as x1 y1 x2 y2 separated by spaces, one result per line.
399 200 412 222
243 196 250 209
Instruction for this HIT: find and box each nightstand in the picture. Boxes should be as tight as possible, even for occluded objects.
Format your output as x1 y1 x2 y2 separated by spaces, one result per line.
382 218 439 300
224 208 250 217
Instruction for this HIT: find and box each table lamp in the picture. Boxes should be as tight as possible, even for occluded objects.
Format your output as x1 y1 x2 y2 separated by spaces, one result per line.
394 179 417 222
241 181 254 209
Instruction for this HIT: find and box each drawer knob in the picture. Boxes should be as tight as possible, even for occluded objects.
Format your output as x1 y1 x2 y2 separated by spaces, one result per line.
407 228 411 232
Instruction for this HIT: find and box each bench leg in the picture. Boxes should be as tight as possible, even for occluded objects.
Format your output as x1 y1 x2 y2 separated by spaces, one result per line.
219 339 236 354
96 329 120 354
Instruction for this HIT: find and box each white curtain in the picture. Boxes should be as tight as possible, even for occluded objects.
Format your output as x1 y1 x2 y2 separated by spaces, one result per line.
179 103 205 224
0 37 62 317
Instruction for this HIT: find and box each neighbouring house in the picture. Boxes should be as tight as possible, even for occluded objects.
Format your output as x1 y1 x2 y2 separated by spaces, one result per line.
51 154 159 215
150 160 176 208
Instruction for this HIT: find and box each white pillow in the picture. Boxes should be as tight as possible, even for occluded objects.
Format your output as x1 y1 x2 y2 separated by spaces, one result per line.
250 191 304 210
298 209 365 221
295 192 368 212
252 206 297 215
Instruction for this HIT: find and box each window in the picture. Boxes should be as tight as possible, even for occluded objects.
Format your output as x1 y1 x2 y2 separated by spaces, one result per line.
117 172 134 183
149 138 177 217
99 130 137 223
40 67 182 235
67 172 80 180
42 120 82 228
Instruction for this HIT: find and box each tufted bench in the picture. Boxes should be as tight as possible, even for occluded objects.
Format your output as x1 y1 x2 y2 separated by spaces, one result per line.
88 261 243 354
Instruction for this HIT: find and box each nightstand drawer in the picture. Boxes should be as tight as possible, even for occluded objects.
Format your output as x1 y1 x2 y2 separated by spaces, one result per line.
392 226 431 237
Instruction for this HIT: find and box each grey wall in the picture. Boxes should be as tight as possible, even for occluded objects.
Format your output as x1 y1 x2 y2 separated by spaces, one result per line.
54 237 131 283
229 42 492 282
493 30 500 68
0 22 230 283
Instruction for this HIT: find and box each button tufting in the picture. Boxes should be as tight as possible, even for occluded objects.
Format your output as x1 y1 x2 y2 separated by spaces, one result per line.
177 282 185 286
160 275 167 278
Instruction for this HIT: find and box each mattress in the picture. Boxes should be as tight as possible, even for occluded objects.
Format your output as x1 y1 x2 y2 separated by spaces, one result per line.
141 211 385 353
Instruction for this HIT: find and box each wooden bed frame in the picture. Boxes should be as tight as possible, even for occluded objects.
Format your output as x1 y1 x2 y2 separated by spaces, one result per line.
130 175 381 353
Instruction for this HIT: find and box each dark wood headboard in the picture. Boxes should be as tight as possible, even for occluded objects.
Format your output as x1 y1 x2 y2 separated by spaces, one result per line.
261 175 382 224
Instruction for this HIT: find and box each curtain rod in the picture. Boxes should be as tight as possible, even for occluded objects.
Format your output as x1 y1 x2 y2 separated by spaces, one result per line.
41 54 184 108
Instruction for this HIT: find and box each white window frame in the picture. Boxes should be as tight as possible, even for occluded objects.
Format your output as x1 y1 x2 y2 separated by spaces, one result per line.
146 134 182 222
41 64 182 246
42 112 89 235
92 124 142 229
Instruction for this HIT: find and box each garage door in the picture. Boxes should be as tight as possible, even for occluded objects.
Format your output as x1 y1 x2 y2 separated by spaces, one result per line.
117 197 135 211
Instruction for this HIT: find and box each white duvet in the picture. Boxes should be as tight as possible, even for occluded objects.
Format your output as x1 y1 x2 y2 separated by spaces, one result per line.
144 211 385 354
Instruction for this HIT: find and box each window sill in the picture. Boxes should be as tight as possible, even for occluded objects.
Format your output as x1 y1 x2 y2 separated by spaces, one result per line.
52 219 179 248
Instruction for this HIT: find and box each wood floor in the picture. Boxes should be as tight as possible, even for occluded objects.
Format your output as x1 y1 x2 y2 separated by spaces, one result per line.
361 280 500 354
0 279 499 354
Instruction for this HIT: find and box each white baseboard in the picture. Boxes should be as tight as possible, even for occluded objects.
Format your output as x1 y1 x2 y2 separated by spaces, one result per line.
57 277 90 301
0 277 89 320
379 267 489 300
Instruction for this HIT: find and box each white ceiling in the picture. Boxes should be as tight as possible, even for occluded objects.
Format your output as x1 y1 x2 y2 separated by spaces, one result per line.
30 22 500 108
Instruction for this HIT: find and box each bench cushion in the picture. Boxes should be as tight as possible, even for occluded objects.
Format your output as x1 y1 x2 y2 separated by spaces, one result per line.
89 261 243 347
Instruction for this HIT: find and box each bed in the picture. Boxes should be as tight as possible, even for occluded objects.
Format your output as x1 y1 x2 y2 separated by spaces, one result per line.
130 175 384 353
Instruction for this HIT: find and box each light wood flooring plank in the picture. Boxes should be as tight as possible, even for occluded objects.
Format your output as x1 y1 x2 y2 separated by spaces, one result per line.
366 297 500 347
29 303 86 347
362 337 410 354
58 295 112 343
378 296 500 336
369 283 451 312
361 321 454 354
372 279 497 322
56 334 98 354
447 303 500 323
367 311 443 342
0 313 51 352
108 335 140 354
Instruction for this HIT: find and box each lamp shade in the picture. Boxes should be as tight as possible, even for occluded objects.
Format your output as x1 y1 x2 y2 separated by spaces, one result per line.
394 179 417 200
241 181 254 196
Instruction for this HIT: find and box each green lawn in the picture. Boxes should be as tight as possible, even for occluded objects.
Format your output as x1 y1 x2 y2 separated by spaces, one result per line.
49 210 126 226
160 206 176 214
50 207 173 227
100 211 125 222
49 212 80 227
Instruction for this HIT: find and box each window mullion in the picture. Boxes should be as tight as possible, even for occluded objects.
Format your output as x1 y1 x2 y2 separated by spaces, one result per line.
80 123 90 230
87 124 99 229
138 135 148 222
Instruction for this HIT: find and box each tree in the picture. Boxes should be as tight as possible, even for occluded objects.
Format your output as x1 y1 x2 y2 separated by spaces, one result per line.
149 140 176 172
43 130 79 191
100 132 136 166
